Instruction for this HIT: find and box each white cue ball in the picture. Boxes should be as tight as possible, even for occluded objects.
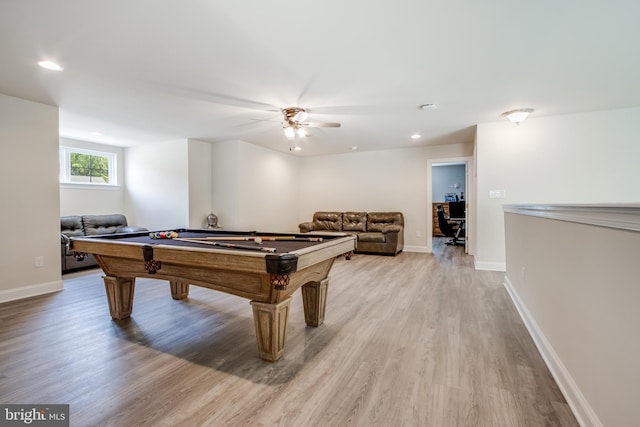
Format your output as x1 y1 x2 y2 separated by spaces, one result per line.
254 237 262 244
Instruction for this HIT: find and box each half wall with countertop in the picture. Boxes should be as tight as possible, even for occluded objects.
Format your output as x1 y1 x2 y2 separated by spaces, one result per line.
503 204 640 427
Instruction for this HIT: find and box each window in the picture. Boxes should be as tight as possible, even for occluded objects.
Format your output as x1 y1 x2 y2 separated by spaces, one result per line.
59 146 117 186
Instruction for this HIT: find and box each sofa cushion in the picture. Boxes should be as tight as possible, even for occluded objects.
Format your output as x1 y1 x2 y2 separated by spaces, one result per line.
367 212 403 232
343 212 367 232
358 232 386 243
61 216 84 237
82 214 128 235
312 211 343 231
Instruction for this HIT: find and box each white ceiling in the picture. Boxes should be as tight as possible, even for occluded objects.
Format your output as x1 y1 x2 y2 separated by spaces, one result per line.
2 1 639 156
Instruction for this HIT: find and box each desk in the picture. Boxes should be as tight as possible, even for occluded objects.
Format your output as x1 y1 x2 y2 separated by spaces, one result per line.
70 229 356 361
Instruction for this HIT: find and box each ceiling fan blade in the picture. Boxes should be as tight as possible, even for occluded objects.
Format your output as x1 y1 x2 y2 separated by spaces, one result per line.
303 122 341 128
166 85 280 112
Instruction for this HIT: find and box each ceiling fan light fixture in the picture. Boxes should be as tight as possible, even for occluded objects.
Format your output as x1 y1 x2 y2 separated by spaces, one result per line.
296 127 306 138
284 126 296 139
502 108 534 125
292 110 309 123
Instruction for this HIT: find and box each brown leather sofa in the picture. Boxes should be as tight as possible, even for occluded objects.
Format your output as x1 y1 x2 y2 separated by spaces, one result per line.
60 214 147 273
299 211 404 255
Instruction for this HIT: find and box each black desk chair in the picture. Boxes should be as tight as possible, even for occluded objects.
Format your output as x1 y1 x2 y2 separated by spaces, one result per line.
448 201 465 219
436 204 465 246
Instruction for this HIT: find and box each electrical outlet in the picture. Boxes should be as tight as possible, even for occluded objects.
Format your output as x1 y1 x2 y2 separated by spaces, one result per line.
35 256 44 268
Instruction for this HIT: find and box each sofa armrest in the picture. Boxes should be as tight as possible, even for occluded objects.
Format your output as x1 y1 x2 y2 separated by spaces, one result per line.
381 224 402 234
61 233 70 245
116 225 149 234
298 222 317 233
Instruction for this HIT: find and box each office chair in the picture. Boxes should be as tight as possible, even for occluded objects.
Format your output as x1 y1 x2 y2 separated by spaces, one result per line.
436 204 464 246
448 201 465 219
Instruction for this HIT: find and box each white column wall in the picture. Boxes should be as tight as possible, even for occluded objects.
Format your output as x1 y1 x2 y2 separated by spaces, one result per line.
124 139 190 230
0 93 62 302
188 139 213 228
211 140 299 232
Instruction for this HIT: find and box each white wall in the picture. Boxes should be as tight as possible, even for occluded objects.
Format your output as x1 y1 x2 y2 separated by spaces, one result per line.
124 139 190 230
212 140 300 232
298 143 473 251
0 93 63 302
59 138 125 216
475 107 640 270
188 139 213 228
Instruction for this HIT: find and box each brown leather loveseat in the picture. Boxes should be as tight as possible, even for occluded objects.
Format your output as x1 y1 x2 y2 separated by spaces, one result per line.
299 211 404 255
60 214 147 273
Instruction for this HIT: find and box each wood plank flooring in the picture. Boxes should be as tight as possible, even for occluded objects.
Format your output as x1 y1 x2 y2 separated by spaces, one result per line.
0 238 578 426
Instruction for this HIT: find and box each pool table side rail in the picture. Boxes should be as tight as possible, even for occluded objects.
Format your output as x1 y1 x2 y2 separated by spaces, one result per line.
69 233 355 274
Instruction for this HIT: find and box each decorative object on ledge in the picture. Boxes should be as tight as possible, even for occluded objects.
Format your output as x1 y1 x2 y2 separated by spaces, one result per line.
503 204 640 232
206 212 220 229
501 108 534 125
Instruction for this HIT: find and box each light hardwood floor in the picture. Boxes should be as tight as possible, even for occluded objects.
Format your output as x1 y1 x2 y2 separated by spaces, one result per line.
0 239 578 426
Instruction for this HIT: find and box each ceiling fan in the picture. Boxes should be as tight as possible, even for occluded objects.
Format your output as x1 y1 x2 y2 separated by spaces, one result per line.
281 107 341 139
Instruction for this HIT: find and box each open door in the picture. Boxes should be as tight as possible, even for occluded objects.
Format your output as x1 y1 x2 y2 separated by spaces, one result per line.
427 158 472 254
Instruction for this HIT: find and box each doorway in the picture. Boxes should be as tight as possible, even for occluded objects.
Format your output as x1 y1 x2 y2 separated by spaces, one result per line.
426 157 473 254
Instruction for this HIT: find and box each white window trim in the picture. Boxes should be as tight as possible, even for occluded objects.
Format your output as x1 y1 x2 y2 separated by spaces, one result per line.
59 146 119 187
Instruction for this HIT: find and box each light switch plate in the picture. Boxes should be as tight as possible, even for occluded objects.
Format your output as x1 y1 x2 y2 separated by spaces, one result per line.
489 189 506 199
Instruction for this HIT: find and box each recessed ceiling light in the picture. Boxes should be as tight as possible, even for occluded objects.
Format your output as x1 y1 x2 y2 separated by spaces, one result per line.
38 61 64 71
411 133 421 139
351 146 358 150
419 103 436 110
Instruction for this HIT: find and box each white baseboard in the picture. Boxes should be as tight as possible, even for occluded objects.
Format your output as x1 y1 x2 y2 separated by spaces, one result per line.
403 245 430 253
503 276 602 427
0 280 64 303
474 261 506 271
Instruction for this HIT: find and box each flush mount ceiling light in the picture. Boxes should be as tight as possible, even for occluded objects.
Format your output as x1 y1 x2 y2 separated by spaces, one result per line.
502 108 534 125
38 60 64 71
411 133 421 139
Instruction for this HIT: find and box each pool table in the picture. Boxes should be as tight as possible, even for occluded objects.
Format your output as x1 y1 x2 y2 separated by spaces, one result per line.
70 229 355 361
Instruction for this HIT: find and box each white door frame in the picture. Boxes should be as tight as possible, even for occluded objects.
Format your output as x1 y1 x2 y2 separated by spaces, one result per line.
426 156 474 254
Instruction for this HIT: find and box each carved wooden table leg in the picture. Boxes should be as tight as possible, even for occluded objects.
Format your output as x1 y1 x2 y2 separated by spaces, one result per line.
103 276 135 320
301 278 329 327
170 281 190 300
250 298 292 362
